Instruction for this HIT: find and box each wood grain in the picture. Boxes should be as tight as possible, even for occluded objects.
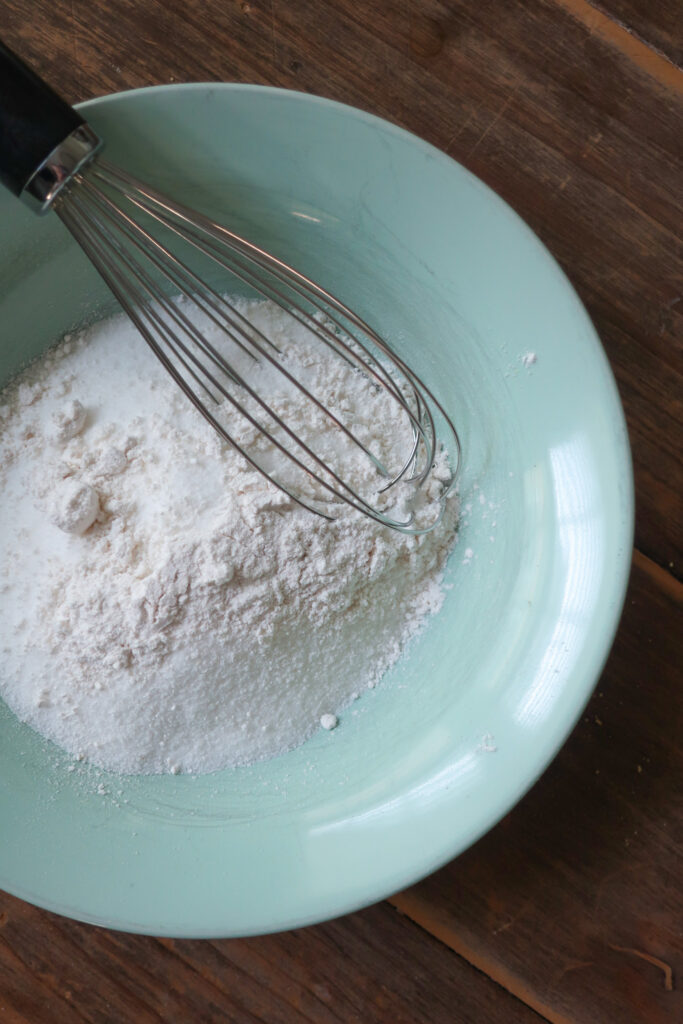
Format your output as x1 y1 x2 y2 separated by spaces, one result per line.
0 897 545 1024
391 551 683 1024
591 0 683 66
3 0 682 571
0 2 682 1023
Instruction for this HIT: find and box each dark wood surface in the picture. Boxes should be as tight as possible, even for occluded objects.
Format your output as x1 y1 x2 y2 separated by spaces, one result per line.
391 552 683 1024
593 0 683 64
0 896 548 1024
1 2 682 1022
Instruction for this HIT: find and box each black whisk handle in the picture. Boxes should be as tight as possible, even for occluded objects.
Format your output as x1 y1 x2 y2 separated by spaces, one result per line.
0 40 84 197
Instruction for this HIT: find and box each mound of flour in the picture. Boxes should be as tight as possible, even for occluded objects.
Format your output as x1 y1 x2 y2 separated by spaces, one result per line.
0 301 458 774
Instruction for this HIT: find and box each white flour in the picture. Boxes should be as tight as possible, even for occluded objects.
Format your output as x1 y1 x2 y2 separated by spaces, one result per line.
0 300 458 774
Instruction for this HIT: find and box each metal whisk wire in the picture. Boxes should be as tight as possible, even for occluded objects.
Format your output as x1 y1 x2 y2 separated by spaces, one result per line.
0 41 460 531
54 160 461 533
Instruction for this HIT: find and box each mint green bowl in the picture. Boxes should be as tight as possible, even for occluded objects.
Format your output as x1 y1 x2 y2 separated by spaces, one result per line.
0 85 633 936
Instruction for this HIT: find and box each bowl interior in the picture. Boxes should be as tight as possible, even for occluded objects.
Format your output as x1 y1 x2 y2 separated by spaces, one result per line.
0 85 633 936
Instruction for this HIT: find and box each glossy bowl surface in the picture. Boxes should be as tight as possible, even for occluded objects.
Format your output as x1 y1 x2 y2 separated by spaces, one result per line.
0 84 633 936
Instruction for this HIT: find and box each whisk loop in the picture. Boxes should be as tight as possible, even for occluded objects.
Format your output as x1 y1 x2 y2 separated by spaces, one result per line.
0 40 460 531
53 161 460 533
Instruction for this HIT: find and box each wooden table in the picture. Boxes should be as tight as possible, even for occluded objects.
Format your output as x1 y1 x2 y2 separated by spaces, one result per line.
1 2 681 1021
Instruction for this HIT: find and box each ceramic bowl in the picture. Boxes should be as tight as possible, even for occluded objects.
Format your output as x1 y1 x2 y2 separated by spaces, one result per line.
0 84 633 936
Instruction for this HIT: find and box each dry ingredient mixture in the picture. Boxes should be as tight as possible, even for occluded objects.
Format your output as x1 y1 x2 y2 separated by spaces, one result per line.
0 300 458 775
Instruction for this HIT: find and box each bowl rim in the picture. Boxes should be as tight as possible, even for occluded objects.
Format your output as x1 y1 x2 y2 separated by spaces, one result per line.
1 81 634 937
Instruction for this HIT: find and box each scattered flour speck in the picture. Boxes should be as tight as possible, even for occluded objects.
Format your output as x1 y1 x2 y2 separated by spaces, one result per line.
479 733 497 753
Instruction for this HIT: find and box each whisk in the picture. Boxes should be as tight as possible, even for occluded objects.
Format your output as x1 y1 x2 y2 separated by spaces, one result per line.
0 42 460 533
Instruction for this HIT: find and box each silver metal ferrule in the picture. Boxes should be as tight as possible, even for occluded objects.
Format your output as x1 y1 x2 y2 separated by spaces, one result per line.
21 123 103 214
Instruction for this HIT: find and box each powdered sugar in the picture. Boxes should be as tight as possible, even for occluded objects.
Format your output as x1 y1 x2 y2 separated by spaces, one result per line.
0 300 458 774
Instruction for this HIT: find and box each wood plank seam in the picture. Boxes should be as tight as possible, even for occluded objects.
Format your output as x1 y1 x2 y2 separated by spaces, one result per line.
387 546 681 1021
553 0 683 90
388 901 555 1023
632 547 683 597
587 0 683 69
388 892 574 1024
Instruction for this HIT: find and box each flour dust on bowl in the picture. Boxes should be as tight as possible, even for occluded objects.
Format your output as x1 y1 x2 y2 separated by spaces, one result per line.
0 84 633 937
